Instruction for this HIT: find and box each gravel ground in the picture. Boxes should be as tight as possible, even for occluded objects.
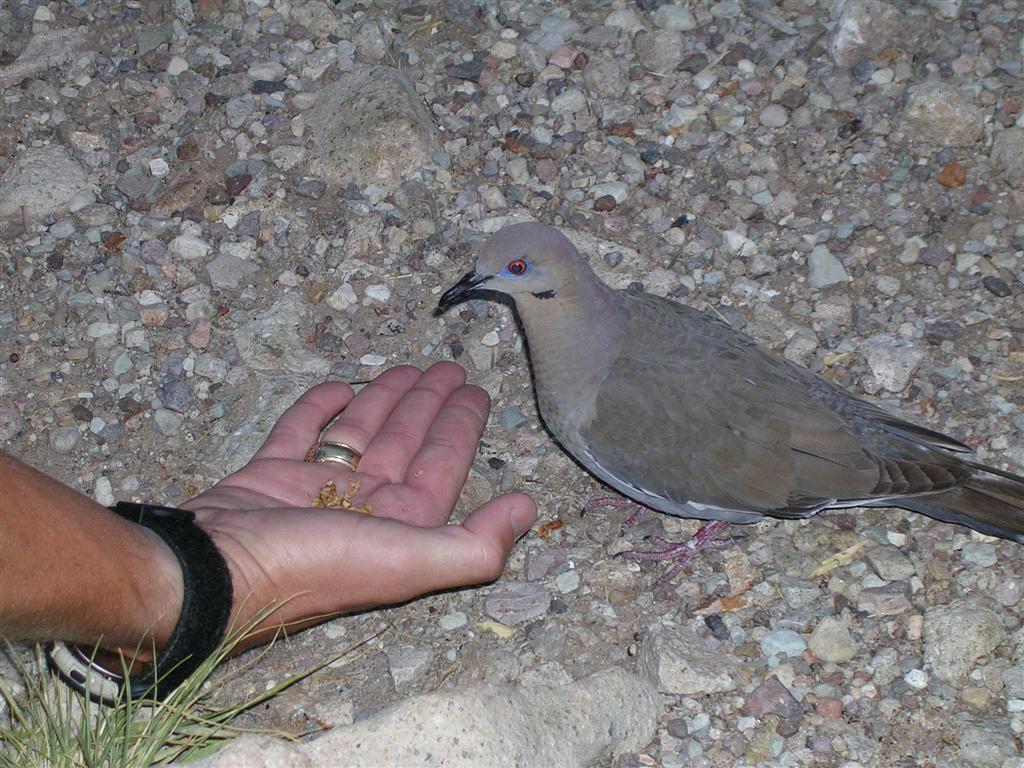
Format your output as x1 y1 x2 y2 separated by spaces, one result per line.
2 0 1024 766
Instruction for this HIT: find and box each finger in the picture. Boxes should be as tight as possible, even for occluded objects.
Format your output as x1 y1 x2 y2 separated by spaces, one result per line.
357 362 467 482
319 365 423 455
403 385 490 512
252 382 355 461
350 492 538 605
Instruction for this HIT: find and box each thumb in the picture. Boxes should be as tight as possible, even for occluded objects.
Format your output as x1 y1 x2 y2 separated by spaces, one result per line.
373 492 537 603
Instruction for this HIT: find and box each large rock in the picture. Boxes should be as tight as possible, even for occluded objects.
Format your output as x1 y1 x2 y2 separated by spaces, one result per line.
991 127 1024 188
0 27 89 88
232 293 331 378
641 622 739 694
306 66 437 193
828 0 905 66
901 83 985 147
192 668 659 768
210 373 323 474
0 146 93 221
924 603 1006 683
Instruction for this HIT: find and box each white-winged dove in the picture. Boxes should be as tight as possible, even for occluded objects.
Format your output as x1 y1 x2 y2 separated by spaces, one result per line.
440 223 1024 546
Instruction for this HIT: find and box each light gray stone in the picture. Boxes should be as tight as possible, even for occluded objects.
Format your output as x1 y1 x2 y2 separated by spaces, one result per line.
0 27 89 88
385 645 434 691
207 253 258 290
641 622 738 694
652 4 696 31
233 294 331 377
0 407 26 441
957 719 1020 768
863 334 926 392
48 426 80 453
829 0 905 66
808 244 849 289
759 104 789 128
991 127 1024 188
211 373 323 474
902 83 985 146
0 146 93 221
306 66 437 194
866 545 916 582
193 668 659 768
808 616 858 662
583 54 627 99
925 603 1006 683
857 584 912 617
484 582 551 625
153 408 183 436
634 30 683 74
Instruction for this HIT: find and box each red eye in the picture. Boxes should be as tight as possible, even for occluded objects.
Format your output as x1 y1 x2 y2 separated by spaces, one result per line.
507 259 527 275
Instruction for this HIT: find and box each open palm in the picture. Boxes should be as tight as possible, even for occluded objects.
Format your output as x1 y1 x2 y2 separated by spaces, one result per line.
180 363 536 648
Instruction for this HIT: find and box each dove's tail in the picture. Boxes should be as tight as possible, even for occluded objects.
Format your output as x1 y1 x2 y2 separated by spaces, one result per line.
894 461 1024 543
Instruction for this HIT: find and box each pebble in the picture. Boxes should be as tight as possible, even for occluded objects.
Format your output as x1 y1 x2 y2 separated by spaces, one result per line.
961 542 997 567
439 611 468 630
742 675 801 719
499 407 528 430
863 334 926 393
902 82 985 146
153 408 183 436
857 584 912 617
364 284 392 303
808 616 858 662
484 582 551 625
641 623 738 695
759 104 789 128
93 476 115 506
652 5 697 31
0 407 26 441
924 604 1006 682
990 127 1024 188
904 668 929 689
760 629 806 661
807 245 849 289
385 645 433 690
865 545 915 581
48 426 81 453
555 570 580 594
359 354 387 367
168 234 211 261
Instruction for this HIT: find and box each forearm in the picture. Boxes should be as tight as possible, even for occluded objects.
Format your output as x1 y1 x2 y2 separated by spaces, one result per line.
0 452 183 661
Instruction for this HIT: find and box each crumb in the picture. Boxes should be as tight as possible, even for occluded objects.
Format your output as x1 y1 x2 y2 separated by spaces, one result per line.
414 469 424 477
311 480 374 514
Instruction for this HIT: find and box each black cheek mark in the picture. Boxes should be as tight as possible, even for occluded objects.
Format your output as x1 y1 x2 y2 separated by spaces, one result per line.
532 290 557 300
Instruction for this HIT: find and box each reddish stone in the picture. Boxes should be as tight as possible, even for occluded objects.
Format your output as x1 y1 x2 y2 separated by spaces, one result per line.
936 161 966 188
816 697 843 719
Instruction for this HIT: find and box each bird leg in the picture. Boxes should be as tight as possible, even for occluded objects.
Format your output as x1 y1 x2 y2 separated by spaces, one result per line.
583 496 645 533
624 520 733 583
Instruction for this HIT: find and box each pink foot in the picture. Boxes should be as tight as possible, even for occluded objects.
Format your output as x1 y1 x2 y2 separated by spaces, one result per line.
624 520 733 583
583 496 646 534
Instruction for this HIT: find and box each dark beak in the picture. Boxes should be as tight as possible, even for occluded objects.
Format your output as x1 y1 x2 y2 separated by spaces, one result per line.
437 271 491 310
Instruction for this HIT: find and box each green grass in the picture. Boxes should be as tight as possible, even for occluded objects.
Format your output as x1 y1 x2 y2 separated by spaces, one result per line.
0 611 384 768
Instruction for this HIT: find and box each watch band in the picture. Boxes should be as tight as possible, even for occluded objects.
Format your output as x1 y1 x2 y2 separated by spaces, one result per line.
48 502 234 705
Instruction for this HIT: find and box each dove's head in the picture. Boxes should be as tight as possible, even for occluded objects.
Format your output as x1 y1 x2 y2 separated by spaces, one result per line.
439 223 586 308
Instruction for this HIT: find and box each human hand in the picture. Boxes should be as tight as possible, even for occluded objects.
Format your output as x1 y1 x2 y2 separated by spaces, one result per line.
181 362 537 649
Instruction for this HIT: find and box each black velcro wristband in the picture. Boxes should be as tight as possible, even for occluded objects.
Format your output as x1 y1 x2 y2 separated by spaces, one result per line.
111 502 234 700
49 502 233 704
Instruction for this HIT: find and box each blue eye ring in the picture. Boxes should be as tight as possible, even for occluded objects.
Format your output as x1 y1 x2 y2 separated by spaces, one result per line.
507 259 528 275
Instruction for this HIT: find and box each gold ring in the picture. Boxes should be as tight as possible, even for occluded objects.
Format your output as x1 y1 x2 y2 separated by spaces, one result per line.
306 441 362 471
